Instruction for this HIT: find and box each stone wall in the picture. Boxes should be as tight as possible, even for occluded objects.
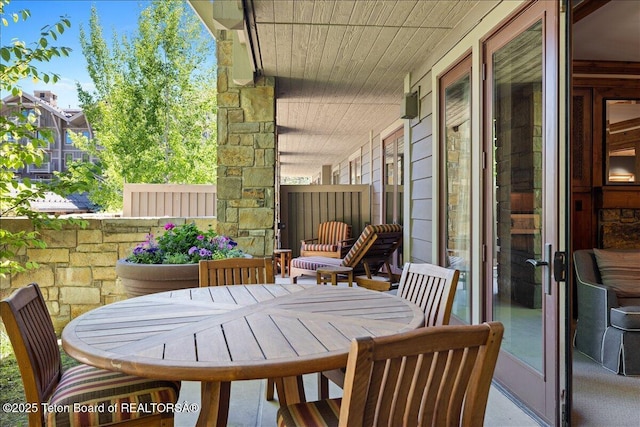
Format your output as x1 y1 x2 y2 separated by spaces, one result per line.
599 209 640 249
0 217 216 333
216 29 276 257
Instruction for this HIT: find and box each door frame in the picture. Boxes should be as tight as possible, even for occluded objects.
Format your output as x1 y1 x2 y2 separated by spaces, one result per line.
481 1 560 424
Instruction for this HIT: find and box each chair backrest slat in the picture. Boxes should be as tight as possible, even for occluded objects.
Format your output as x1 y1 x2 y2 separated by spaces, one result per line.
397 262 460 327
199 257 275 287
339 322 503 427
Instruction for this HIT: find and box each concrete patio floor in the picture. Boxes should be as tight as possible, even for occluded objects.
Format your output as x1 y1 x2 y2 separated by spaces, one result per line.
173 275 540 426
175 375 539 426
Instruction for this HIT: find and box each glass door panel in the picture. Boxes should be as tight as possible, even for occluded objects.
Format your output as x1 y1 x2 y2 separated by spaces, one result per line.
384 130 404 270
484 2 558 423
441 57 472 324
491 19 544 371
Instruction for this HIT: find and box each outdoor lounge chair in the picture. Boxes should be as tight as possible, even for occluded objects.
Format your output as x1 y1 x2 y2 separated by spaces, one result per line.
277 322 504 427
318 262 461 399
289 223 403 290
0 283 181 427
299 221 351 258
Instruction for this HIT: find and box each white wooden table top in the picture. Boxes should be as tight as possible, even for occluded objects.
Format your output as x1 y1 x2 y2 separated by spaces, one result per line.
62 284 424 382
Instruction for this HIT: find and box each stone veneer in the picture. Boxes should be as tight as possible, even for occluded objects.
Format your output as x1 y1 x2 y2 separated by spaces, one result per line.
0 217 216 333
599 209 640 249
216 29 276 257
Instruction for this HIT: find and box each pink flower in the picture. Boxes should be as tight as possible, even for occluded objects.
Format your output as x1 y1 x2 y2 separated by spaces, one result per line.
164 223 176 230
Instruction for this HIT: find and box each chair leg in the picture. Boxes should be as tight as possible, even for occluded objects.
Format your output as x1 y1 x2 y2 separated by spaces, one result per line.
266 378 275 400
318 372 330 400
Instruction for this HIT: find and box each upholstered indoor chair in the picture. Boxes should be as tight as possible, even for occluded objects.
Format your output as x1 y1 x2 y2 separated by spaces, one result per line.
290 224 403 290
300 221 351 258
199 257 275 286
573 249 640 374
318 262 461 399
278 322 504 427
0 283 180 427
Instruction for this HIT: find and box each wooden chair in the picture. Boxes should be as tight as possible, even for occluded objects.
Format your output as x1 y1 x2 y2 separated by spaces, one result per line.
278 322 503 427
199 257 275 286
290 224 403 289
318 262 461 399
397 262 460 327
0 283 180 427
198 257 281 401
300 221 351 258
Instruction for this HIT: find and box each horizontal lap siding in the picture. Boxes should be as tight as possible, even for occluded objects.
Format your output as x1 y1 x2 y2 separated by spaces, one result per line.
410 83 434 263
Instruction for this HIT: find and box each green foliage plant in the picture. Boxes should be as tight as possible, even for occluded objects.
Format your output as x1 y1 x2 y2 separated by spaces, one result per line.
0 0 90 278
75 1 218 211
126 222 243 265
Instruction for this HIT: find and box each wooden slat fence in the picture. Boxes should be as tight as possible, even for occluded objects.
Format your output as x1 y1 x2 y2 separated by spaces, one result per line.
123 184 216 217
279 185 371 257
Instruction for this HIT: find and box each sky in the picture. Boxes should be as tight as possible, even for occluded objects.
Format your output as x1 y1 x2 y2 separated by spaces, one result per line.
2 0 151 109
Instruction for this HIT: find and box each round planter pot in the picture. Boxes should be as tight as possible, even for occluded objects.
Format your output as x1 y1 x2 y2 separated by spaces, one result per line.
116 259 199 298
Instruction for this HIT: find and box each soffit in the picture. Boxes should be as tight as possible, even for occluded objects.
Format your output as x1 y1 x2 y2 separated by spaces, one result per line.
242 0 639 178
248 0 481 177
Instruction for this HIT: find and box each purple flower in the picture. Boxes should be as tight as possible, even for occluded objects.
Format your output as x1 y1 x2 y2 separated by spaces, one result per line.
188 246 198 255
164 223 175 230
197 235 204 240
199 248 212 257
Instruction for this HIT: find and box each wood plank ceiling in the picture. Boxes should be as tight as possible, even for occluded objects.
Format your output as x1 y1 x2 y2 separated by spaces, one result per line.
246 0 480 177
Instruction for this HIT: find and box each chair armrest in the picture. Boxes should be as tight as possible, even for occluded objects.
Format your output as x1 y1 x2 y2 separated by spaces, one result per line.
338 238 357 257
301 238 319 245
574 266 619 363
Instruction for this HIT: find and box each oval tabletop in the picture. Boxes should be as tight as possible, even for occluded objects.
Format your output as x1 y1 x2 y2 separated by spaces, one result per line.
62 284 424 382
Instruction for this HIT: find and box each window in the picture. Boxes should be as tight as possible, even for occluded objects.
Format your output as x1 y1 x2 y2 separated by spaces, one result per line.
332 168 340 184
440 55 472 324
82 153 90 162
349 156 361 184
383 128 403 223
21 108 37 125
382 128 404 270
65 130 73 145
64 153 73 168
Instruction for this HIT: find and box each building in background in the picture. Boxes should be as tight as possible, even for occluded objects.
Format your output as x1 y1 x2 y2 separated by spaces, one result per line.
1 90 96 181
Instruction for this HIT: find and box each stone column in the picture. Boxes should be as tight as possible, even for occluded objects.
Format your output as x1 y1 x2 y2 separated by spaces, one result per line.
216 30 276 256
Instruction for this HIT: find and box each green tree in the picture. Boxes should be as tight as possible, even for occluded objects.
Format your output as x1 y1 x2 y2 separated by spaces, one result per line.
75 1 218 211
0 0 88 277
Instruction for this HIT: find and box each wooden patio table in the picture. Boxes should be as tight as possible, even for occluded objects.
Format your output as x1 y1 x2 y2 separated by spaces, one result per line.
62 284 424 427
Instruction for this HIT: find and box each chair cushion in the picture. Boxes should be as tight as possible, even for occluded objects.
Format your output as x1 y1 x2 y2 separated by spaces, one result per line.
610 306 640 331
47 364 180 426
277 398 341 427
593 249 640 298
317 222 349 244
343 224 402 267
301 243 339 252
291 256 343 271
